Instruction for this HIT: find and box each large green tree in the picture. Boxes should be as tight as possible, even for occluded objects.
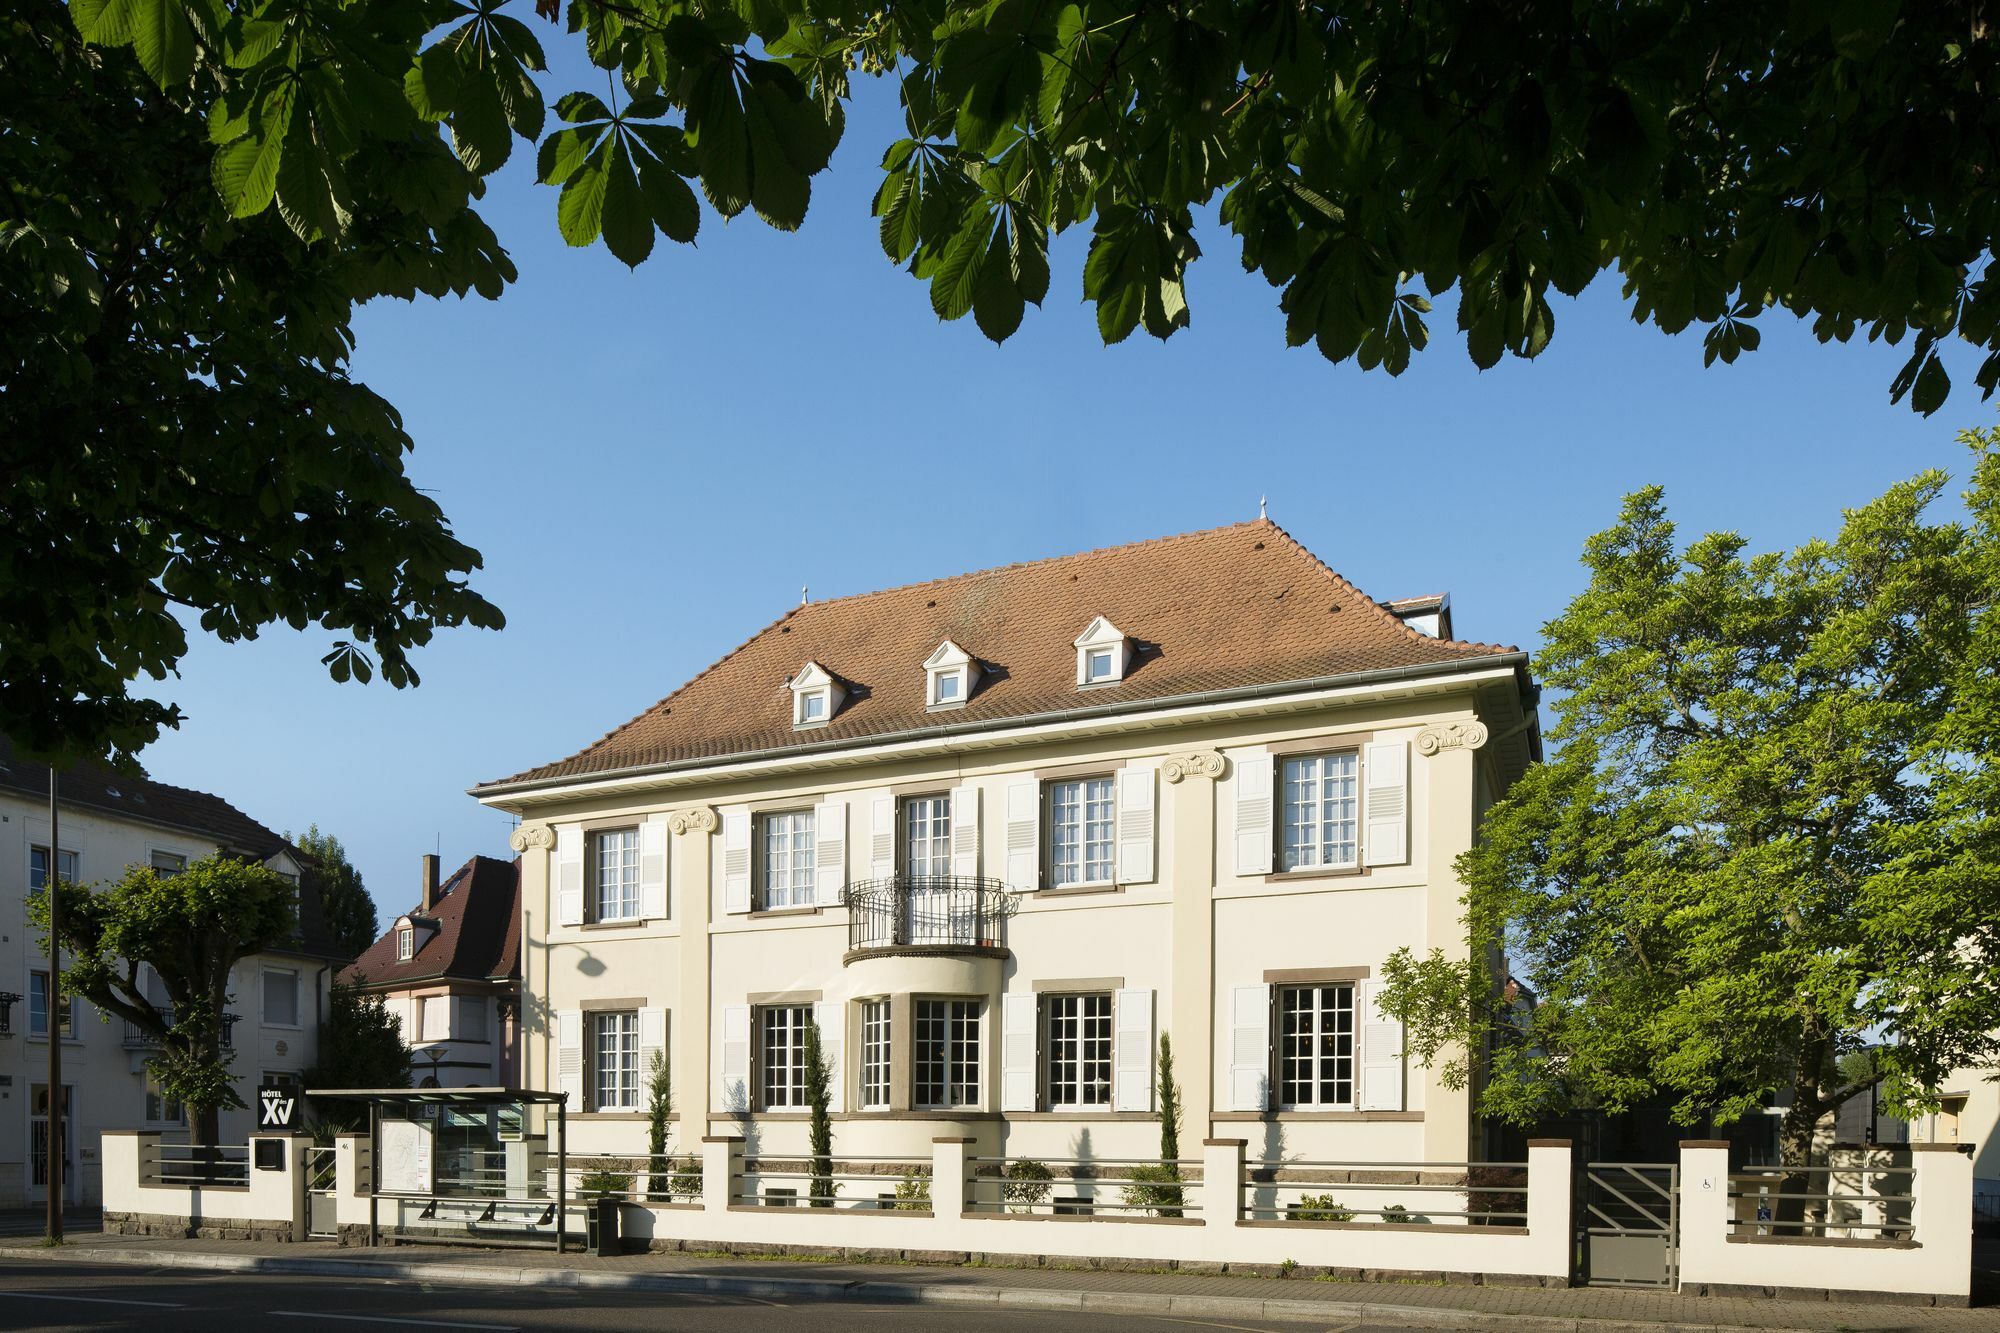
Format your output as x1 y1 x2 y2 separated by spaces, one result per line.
290 825 379 959
302 979 412 1129
32 854 299 1144
1381 427 2000 1179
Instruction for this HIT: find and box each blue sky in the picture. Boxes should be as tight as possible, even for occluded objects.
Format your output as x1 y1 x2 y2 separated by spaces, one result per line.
136 57 1992 928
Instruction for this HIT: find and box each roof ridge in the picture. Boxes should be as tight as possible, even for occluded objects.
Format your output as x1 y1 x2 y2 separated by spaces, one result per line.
1258 519 1520 658
790 518 1270 615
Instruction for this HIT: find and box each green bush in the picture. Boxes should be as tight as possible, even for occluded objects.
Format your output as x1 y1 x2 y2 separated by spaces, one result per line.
576 1159 635 1199
668 1155 704 1203
1120 1163 1186 1217
1287 1193 1355 1222
1001 1159 1053 1212
1380 1203 1430 1224
894 1171 931 1212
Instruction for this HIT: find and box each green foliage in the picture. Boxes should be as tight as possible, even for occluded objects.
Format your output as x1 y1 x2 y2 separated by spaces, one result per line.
894 1170 930 1211
1156 1031 1181 1164
301 980 414 1131
1001 1158 1052 1211
644 1049 674 1201
803 1014 833 1207
577 1160 635 1197
1379 1204 1428 1224
31 854 298 1141
290 826 378 960
1287 1194 1354 1223
1119 1163 1184 1217
668 1153 704 1202
1380 427 2000 1165
2 3 504 772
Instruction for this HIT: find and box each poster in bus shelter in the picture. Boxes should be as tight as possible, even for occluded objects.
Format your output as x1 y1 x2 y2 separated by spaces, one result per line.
379 1117 434 1194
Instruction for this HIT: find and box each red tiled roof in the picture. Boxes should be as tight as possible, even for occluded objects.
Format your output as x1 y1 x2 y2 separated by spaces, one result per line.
485 519 1519 789
0 732 288 856
340 855 520 989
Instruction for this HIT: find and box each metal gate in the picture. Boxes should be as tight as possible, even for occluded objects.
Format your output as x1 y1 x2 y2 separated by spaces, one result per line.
307 1146 338 1239
1581 1161 1678 1289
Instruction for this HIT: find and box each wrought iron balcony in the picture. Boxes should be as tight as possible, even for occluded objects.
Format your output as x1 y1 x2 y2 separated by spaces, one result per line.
843 876 1013 955
123 1004 174 1048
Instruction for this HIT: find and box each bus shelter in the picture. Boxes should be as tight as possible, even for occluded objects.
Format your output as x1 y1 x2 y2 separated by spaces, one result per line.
307 1087 570 1252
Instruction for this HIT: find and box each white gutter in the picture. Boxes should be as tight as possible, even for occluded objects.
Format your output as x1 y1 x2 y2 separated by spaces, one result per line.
474 655 1531 812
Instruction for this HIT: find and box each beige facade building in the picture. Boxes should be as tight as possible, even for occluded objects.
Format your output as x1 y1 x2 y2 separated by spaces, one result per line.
0 737 342 1206
474 521 1540 1175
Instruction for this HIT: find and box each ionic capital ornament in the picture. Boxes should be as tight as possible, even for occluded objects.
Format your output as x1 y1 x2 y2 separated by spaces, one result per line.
666 806 718 835
1415 721 1490 756
509 822 555 853
1161 751 1227 783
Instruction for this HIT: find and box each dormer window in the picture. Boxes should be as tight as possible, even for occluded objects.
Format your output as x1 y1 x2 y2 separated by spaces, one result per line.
1073 616 1131 687
923 639 977 710
789 660 845 729
397 924 415 961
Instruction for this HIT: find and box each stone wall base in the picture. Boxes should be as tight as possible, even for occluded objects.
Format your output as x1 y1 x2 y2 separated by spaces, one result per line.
1681 1281 1968 1309
104 1210 295 1244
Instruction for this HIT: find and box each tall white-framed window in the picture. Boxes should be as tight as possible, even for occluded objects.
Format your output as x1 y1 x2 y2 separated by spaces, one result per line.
150 850 188 877
144 1071 186 1126
421 995 450 1042
28 971 74 1039
1280 751 1360 871
396 925 415 961
759 1005 811 1109
1043 993 1112 1109
914 998 980 1109
28 846 78 890
900 795 952 878
591 1010 639 1110
1277 984 1355 1109
262 968 301 1027
590 827 641 921
758 809 817 910
859 999 892 1111
1047 777 1116 886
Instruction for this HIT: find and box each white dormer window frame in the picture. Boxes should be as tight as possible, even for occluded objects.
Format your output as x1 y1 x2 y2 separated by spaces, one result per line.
924 639 977 710
396 923 415 961
789 660 846 729
1073 616 1131 687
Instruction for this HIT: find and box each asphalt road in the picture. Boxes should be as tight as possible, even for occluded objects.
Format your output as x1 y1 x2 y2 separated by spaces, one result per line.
0 1260 1450 1332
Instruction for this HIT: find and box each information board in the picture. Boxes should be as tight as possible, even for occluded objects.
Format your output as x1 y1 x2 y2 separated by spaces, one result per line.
378 1117 434 1194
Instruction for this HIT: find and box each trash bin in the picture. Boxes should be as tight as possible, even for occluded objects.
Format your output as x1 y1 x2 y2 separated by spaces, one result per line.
585 1197 622 1256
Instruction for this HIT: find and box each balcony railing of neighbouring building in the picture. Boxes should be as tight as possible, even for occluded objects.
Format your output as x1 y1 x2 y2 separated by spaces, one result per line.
843 876 1013 953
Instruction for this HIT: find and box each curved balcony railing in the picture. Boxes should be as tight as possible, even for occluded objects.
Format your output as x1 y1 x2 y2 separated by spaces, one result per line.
843 876 1013 954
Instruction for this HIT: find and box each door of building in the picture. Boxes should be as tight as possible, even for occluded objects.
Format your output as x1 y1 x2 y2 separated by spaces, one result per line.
28 1083 76 1205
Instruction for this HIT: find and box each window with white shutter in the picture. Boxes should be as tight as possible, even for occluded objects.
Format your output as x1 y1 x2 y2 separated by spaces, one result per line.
719 1005 751 1111
720 808 752 913
1004 779 1040 890
1112 988 1154 1111
1228 983 1272 1111
555 1010 583 1109
949 783 980 878
1116 765 1156 884
553 823 585 927
639 818 669 920
1000 993 1036 1112
1233 751 1275 876
813 799 847 907
1363 741 1410 867
1358 979 1406 1110
869 794 896 878
813 1000 844 1112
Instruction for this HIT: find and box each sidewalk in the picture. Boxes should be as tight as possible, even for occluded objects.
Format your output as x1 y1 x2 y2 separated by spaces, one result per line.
2 1230 1994 1332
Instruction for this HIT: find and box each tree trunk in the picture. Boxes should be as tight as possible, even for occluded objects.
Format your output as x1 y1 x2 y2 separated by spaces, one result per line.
1775 1090 1824 1235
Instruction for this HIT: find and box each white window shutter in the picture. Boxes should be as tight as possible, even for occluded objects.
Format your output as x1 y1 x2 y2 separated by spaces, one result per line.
869 795 895 878
1228 983 1272 1111
639 1007 667 1087
719 1005 751 1111
1358 980 1406 1111
1001 993 1036 1112
1113 988 1154 1112
556 1009 583 1109
1004 779 1040 891
949 783 980 878
553 823 585 926
813 1000 844 1113
720 808 752 914
1363 740 1410 867
639 817 669 920
1233 751 1275 876
1116 765 1156 884
814 799 847 907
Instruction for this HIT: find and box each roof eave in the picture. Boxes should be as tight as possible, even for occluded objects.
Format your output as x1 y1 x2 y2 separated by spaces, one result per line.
474 652 1533 809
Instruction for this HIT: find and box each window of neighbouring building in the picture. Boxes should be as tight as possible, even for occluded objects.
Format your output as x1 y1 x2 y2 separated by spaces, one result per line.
150 850 188 876
1277 983 1355 1109
262 968 300 1027
397 925 415 961
1047 777 1115 887
900 794 952 878
757 809 816 910
759 1004 811 1109
1042 992 1112 1109
590 827 640 922
28 846 78 890
591 1011 639 1111
421 995 450 1042
859 999 891 1111
914 998 980 1109
144 1072 185 1126
1279 751 1359 872
28 971 74 1039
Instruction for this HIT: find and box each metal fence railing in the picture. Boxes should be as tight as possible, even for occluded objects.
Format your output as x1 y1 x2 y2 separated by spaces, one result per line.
1727 1164 1916 1240
1242 1160 1529 1225
732 1156 933 1211
144 1142 249 1188
965 1157 1205 1218
843 876 1011 951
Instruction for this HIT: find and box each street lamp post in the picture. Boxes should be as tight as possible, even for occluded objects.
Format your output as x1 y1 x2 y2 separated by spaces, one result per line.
46 769 62 1243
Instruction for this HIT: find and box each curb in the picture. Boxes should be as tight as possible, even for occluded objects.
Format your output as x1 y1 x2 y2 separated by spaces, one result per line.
0 1243 1819 1333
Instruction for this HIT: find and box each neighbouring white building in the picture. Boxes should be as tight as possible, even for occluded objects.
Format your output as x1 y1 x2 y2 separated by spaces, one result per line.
474 521 1541 1179
0 736 344 1206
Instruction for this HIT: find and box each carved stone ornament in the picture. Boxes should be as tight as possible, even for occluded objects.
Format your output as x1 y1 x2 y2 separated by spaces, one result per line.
1161 751 1227 784
1415 721 1490 756
508 823 555 853
667 807 719 835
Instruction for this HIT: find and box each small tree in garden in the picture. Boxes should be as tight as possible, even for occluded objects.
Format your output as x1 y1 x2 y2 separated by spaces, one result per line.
302 980 413 1131
1154 1032 1185 1218
1002 1160 1053 1213
804 1017 834 1208
644 1051 673 1202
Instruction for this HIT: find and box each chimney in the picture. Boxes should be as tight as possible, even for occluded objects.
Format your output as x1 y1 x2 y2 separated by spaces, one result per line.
420 854 441 914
